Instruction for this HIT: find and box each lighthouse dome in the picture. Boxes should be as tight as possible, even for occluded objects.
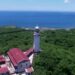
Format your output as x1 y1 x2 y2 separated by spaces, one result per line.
35 26 39 30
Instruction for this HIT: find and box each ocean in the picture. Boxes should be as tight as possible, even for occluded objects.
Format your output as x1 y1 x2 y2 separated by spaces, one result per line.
0 11 75 28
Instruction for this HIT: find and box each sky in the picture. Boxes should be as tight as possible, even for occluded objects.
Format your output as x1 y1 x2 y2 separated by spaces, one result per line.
0 0 75 12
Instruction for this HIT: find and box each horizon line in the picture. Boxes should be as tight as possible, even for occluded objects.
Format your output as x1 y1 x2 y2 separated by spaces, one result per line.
0 10 75 13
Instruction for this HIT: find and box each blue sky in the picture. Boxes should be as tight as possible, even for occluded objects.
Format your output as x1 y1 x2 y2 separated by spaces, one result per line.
0 0 75 12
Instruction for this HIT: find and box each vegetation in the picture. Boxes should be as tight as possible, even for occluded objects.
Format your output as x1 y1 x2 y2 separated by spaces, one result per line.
34 29 75 75
0 27 75 75
0 27 33 54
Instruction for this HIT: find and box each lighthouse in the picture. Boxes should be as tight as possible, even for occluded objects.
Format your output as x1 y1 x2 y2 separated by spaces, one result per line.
33 26 40 53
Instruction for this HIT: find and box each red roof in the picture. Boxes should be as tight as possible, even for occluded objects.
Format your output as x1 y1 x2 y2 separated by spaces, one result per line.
7 48 29 66
0 55 5 63
24 48 33 57
0 67 9 74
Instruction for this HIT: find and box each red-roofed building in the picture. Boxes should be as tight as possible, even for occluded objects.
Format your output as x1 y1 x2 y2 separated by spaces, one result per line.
0 55 5 65
0 67 10 75
24 48 33 57
7 48 31 73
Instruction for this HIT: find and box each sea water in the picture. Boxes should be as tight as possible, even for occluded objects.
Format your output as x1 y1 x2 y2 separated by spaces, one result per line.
0 11 75 28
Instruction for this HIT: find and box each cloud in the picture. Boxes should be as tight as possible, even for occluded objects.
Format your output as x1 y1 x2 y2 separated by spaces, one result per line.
64 0 69 3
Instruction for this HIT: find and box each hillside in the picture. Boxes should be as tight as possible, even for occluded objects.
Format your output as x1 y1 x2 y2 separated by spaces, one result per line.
0 27 75 75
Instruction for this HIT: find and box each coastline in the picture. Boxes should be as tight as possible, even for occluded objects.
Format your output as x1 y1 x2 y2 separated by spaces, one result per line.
1 25 74 30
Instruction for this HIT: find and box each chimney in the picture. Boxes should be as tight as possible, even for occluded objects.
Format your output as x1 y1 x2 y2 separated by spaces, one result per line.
33 26 40 53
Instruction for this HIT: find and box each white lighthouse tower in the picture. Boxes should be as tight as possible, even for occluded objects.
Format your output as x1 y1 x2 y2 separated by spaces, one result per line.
33 26 40 53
